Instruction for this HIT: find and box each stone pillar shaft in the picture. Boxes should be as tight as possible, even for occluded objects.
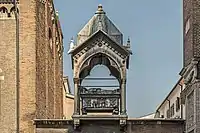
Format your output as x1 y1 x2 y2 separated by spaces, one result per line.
74 78 80 115
121 78 126 115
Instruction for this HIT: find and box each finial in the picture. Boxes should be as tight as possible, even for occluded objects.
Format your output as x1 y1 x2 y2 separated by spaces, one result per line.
127 37 130 47
98 4 103 11
95 4 105 14
68 37 75 54
56 10 59 16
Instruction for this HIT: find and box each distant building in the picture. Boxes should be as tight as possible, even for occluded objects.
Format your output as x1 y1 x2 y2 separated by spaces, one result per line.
138 113 155 119
155 78 185 119
63 76 74 120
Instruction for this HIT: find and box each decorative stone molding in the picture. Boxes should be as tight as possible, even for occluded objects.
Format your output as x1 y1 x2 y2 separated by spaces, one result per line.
181 59 199 85
39 0 46 4
73 118 80 130
34 119 73 128
0 6 18 19
121 78 126 84
74 39 126 61
0 0 19 4
73 78 80 84
120 118 127 131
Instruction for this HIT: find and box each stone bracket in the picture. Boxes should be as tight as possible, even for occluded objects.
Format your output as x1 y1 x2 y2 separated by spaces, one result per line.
73 118 80 130
120 117 127 131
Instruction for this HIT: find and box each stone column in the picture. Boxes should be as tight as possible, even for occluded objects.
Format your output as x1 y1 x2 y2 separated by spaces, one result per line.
73 78 80 115
121 78 126 115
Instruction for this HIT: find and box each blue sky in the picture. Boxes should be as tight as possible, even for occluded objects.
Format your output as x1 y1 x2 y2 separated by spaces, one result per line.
54 0 183 117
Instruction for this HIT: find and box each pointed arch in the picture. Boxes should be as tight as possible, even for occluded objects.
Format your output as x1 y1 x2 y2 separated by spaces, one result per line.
10 6 19 17
0 6 8 18
0 6 8 13
78 52 121 83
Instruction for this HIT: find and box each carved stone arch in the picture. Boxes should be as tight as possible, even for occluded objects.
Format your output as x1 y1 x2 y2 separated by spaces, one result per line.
0 6 8 13
10 6 19 17
0 6 8 18
77 52 122 83
76 49 123 71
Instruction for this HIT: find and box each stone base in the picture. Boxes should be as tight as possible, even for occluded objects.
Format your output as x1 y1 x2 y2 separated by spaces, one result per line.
34 118 185 133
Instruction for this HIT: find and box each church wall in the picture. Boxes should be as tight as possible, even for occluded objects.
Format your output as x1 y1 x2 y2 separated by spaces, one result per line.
51 6 64 120
156 78 184 119
63 96 74 119
0 0 64 132
46 1 54 119
0 1 38 132
19 0 37 132
35 0 64 120
35 0 48 120
54 34 63 118
0 4 17 133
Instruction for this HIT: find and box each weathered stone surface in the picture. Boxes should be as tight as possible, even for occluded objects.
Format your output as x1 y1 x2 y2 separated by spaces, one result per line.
0 10 17 133
35 119 185 133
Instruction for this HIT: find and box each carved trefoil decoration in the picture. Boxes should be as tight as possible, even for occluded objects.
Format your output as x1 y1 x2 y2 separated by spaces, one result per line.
69 4 131 130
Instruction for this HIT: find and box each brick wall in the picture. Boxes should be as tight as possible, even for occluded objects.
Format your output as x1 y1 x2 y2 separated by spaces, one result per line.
183 0 193 66
183 0 200 66
0 0 64 132
35 0 47 119
35 0 64 119
0 4 17 133
19 0 37 132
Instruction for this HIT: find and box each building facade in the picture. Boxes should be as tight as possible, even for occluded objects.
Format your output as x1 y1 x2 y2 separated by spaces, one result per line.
155 78 185 119
63 76 74 120
180 0 200 133
0 0 64 132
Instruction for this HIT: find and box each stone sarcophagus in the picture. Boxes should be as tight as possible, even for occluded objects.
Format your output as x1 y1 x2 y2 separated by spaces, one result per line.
80 87 120 114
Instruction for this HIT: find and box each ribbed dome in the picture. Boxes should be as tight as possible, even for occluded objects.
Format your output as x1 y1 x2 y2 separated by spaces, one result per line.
77 4 123 45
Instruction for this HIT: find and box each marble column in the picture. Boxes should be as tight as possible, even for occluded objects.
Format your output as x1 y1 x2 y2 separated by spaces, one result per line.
73 78 80 115
121 78 126 115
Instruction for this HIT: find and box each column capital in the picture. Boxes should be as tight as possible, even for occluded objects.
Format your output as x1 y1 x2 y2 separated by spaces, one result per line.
73 78 80 84
120 78 126 84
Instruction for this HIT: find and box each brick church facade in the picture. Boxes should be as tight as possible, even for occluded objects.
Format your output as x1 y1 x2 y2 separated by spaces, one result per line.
0 0 64 132
0 0 199 133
